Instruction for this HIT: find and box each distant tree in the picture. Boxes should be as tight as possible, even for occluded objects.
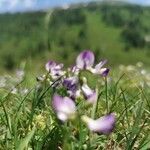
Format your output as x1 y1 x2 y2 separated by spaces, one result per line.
2 53 16 70
87 2 98 11
50 8 86 26
78 28 86 38
102 9 125 27
73 42 81 51
121 16 145 48
58 39 65 47
121 27 145 48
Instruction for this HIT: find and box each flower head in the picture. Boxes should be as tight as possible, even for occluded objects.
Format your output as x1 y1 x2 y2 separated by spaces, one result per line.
52 94 76 122
45 60 64 79
63 76 78 98
45 61 57 72
91 60 110 77
82 113 115 134
70 65 80 75
76 51 109 77
76 50 95 69
63 77 78 92
81 83 98 104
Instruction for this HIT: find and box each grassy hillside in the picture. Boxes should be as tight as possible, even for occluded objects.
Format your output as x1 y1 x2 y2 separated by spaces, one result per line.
0 2 150 72
0 4 150 149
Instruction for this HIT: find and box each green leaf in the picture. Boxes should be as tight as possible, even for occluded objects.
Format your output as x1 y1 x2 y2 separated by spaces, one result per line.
139 135 150 150
16 127 36 150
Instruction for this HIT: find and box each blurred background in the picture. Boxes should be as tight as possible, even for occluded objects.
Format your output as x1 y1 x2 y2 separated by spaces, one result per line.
0 0 150 74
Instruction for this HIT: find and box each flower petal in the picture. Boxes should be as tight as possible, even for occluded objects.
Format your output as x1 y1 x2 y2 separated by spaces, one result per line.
76 50 95 69
70 65 80 75
63 77 78 92
52 94 63 112
52 94 76 121
57 112 68 122
62 97 76 114
86 92 97 104
94 60 109 76
100 68 110 77
45 61 56 72
95 60 107 70
82 113 115 134
94 114 115 134
46 61 64 79
81 83 97 103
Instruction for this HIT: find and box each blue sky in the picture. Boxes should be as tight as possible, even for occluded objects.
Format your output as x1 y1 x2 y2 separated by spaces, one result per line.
0 0 150 13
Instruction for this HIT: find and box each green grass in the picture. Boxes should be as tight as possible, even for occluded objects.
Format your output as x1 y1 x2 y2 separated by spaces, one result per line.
0 62 150 149
0 3 150 149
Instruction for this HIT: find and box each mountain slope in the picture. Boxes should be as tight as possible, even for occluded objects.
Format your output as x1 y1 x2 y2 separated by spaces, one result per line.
0 3 150 71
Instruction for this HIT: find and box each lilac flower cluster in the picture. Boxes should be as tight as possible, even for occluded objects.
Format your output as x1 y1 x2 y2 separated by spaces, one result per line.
45 50 115 135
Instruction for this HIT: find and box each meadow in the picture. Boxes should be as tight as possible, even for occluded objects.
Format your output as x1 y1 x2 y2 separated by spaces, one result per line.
0 2 150 150
0 2 150 72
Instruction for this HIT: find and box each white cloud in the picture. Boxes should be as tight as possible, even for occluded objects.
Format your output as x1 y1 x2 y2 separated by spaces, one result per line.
24 0 37 8
0 0 36 9
121 0 150 5
0 0 19 8
9 0 19 8
139 0 150 5
0 0 150 13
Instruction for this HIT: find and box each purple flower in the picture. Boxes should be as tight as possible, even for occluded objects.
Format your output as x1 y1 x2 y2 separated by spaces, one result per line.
70 65 80 75
76 51 109 76
95 60 107 70
82 113 115 134
99 68 110 77
63 77 78 92
76 50 95 69
81 83 98 104
52 94 76 122
45 61 64 79
81 77 97 104
63 76 78 98
91 60 110 77
45 61 57 72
